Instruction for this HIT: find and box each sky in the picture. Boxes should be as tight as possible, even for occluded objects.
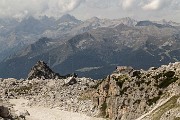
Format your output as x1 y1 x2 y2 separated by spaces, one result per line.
0 0 180 22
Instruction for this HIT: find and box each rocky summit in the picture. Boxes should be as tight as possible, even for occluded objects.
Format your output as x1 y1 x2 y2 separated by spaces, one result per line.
27 60 61 80
28 61 78 80
0 62 180 120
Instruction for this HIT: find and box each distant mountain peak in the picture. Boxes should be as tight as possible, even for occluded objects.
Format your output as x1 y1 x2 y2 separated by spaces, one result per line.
121 17 135 21
24 16 37 21
58 14 81 23
136 20 175 28
85 17 101 24
39 15 55 21
161 19 180 26
88 17 100 21
61 14 75 19
20 16 40 25
27 60 60 80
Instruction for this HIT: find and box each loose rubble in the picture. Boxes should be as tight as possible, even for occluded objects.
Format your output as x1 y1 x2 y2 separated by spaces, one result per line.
0 62 180 120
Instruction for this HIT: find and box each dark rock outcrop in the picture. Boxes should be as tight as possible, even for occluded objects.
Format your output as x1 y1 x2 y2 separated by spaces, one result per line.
67 77 77 85
0 106 10 118
27 60 78 80
27 61 61 80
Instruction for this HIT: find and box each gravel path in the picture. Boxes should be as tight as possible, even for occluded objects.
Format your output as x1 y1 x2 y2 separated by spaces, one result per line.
9 98 104 120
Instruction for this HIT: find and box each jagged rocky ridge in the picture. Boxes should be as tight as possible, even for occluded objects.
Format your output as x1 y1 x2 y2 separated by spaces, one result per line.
90 63 180 119
27 60 61 80
0 62 180 120
0 15 180 79
27 60 78 80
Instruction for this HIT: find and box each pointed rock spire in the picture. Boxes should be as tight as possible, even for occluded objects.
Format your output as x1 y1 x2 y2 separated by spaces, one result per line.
27 61 60 80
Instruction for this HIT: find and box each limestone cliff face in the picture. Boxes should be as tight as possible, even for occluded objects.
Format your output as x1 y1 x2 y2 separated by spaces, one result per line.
91 62 180 120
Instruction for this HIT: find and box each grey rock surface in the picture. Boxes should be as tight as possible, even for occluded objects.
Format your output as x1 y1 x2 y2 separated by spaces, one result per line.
0 62 180 120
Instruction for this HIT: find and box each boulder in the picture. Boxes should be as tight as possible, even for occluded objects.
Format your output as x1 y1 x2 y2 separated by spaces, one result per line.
116 66 133 74
67 77 77 85
0 106 10 118
130 70 141 77
18 110 30 120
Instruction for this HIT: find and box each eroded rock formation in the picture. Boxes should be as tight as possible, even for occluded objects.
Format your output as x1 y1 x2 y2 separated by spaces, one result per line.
0 62 180 120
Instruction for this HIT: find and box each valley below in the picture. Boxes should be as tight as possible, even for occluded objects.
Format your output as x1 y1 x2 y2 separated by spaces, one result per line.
0 15 180 79
0 14 180 120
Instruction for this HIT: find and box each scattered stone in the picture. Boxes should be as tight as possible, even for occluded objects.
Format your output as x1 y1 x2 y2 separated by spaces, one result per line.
0 62 180 120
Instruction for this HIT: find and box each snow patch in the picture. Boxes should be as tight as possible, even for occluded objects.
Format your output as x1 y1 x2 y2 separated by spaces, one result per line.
76 40 87 48
162 41 173 47
76 66 102 72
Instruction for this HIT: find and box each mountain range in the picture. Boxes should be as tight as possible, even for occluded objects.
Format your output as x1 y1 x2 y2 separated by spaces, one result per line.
0 14 180 79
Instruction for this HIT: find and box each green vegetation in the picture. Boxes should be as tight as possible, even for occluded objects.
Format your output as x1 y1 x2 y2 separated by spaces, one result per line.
152 95 180 120
152 73 163 80
153 71 175 79
174 117 180 120
100 102 108 118
90 80 103 89
164 71 175 78
147 96 161 106
78 95 91 101
152 71 178 88
113 74 129 81
112 75 129 88
120 86 129 95
158 77 178 88
146 90 162 106
9 85 32 95
135 79 145 87
116 80 125 88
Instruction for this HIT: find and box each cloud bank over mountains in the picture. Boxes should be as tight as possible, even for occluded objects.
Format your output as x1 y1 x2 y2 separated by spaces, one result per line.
0 0 179 20
0 0 85 18
120 0 180 10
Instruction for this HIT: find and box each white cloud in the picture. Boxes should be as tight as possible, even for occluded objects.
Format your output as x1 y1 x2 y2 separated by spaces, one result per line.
86 0 115 9
0 0 180 22
169 0 180 10
121 0 137 10
142 0 161 10
119 0 180 11
142 0 173 10
0 0 85 18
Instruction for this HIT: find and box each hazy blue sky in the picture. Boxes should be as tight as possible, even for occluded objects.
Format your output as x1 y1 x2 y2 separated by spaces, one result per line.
0 0 180 22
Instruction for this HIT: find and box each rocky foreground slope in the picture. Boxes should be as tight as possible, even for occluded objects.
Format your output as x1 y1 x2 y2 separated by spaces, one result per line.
0 61 180 120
